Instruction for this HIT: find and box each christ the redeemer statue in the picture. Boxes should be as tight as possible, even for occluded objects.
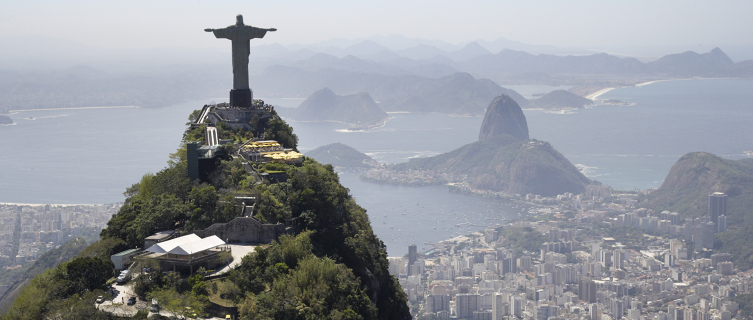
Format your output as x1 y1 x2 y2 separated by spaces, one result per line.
205 15 276 108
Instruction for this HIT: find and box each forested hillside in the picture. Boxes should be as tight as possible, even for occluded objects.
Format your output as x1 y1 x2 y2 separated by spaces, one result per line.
1 110 410 319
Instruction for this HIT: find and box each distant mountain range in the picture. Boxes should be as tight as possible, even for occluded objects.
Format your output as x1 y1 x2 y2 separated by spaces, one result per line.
258 46 751 85
2 34 752 112
252 68 528 116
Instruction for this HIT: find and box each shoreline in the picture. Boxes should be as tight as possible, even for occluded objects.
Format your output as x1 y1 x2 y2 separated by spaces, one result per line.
286 116 391 131
585 77 738 101
9 106 139 113
0 202 119 207
585 87 616 100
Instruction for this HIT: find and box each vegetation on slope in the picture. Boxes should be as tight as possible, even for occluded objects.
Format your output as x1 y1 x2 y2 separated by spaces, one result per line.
642 152 753 270
496 226 547 255
185 105 299 150
0 237 127 320
2 109 409 319
0 237 94 311
395 135 591 196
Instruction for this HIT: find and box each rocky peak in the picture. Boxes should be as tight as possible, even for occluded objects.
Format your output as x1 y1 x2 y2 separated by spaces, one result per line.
478 95 529 141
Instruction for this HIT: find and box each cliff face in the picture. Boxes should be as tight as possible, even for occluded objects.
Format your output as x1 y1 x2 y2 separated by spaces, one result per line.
292 88 388 126
478 95 529 141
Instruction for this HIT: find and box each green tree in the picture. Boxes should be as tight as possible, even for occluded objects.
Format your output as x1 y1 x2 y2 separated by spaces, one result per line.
59 257 114 293
148 288 207 319
240 256 376 320
263 118 298 150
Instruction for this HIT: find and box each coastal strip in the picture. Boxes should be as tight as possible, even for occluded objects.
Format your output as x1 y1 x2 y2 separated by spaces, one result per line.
9 106 139 112
586 87 615 100
0 202 113 207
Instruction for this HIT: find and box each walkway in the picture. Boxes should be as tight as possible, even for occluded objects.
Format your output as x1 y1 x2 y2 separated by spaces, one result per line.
208 244 259 276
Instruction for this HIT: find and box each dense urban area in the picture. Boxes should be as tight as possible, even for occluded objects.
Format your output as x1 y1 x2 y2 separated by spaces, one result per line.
0 204 118 268
389 187 752 320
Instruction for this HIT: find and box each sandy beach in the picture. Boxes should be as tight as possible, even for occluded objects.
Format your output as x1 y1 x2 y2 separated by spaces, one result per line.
586 87 615 100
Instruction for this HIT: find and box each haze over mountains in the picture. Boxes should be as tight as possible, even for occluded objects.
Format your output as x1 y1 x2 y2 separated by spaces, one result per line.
1 34 752 114
291 88 388 126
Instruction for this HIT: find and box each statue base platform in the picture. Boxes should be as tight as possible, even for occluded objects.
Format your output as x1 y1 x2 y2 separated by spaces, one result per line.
229 89 253 108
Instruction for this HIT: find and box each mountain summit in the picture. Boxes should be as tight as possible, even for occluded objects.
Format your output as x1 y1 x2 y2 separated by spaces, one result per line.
478 95 529 141
369 95 590 196
292 87 388 126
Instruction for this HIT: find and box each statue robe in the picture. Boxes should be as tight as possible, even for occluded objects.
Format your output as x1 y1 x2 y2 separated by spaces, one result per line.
211 25 270 90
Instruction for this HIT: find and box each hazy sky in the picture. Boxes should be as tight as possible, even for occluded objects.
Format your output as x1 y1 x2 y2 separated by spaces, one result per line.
2 0 752 51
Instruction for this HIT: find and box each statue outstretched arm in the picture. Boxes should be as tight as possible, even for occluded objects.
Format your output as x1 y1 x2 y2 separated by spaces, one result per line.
204 28 215 32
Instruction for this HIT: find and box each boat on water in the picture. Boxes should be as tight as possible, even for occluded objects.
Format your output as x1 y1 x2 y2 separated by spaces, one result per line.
745 150 753 156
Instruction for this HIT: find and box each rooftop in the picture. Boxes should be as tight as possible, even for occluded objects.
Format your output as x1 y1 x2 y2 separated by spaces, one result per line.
145 230 174 241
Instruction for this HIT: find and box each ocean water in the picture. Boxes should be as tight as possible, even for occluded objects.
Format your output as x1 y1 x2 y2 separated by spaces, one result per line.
526 79 753 190
0 101 211 204
1 79 751 255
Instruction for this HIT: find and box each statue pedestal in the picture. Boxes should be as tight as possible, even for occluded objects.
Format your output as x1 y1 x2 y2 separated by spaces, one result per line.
230 89 253 108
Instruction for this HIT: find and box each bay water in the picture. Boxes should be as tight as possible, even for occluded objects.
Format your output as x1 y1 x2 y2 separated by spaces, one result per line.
1 79 751 255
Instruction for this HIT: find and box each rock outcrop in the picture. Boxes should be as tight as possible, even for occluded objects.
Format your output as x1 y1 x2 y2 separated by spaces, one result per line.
0 115 13 125
642 152 753 270
380 95 590 197
307 143 378 168
292 88 388 126
643 152 753 217
478 95 529 141
393 135 590 197
528 90 593 110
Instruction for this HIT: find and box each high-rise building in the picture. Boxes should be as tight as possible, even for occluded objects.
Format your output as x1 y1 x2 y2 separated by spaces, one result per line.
579 279 597 303
718 261 734 275
613 250 626 270
611 298 624 318
510 296 523 317
718 215 727 233
590 304 599 320
408 244 417 275
492 293 507 320
536 305 558 320
426 294 450 313
711 253 731 266
456 294 480 319
709 192 727 232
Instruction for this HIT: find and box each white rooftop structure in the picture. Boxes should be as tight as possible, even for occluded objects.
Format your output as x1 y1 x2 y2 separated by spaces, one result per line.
145 234 201 254
168 235 225 255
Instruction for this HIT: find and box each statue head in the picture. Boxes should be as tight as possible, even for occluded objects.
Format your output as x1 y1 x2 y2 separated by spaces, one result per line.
236 14 244 26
